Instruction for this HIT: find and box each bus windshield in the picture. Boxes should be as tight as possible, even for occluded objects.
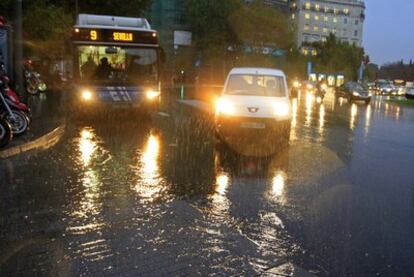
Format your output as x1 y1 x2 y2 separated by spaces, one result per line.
76 45 158 86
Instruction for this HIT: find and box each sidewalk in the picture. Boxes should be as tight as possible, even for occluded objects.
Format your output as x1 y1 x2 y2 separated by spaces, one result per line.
0 91 66 158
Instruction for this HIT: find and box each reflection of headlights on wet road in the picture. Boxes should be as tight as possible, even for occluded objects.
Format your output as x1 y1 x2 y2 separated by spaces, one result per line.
316 96 322 103
273 102 290 117
146 90 160 100
353 91 360 96
216 98 236 115
81 90 93 101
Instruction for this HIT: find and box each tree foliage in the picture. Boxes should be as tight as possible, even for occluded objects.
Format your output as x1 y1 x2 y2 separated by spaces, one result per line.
229 1 293 49
184 0 293 57
184 0 241 53
310 34 365 80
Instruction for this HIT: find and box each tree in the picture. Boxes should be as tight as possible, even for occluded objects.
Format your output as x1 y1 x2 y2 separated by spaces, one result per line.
184 0 241 54
183 0 293 73
228 0 293 49
310 34 365 81
75 0 152 17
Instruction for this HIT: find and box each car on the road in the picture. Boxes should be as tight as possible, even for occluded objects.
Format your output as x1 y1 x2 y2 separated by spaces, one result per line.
215 67 291 155
335 81 372 104
378 84 397 95
405 87 414 99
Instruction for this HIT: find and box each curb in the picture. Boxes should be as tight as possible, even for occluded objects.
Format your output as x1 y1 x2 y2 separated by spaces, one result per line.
0 124 66 159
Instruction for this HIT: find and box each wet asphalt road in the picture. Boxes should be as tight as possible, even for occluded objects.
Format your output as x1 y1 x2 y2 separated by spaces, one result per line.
1 90 414 276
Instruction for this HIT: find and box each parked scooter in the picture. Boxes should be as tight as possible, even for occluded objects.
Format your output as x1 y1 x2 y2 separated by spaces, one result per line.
0 115 12 148
0 63 32 122
0 79 30 136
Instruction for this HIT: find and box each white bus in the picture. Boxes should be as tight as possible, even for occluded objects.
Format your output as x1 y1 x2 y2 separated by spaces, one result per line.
71 14 162 111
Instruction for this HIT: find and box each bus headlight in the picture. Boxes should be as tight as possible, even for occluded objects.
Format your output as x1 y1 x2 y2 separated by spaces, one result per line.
81 90 93 101
216 98 235 115
146 90 160 100
273 102 290 117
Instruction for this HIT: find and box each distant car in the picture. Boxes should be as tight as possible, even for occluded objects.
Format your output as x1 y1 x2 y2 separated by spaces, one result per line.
379 84 396 95
406 87 414 99
398 83 414 96
215 67 291 150
335 81 372 104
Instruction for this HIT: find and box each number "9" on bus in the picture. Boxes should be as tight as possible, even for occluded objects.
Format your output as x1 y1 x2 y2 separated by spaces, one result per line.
90 30 98 41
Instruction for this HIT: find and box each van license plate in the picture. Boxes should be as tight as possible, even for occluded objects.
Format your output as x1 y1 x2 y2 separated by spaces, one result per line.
240 122 266 129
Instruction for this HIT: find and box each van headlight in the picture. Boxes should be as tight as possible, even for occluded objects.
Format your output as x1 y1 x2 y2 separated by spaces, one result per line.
81 89 93 101
216 98 235 115
273 102 290 117
146 90 160 100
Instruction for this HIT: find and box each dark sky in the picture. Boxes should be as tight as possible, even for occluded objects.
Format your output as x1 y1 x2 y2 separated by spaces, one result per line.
364 0 414 65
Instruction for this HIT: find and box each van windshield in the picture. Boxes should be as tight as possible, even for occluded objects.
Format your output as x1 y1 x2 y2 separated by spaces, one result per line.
225 74 286 97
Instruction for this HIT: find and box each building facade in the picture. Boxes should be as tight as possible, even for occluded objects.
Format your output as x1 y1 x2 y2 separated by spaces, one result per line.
290 0 365 49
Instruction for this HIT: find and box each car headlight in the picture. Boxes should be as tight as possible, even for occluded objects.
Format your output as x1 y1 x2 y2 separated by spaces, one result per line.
353 91 360 96
216 98 235 115
146 90 160 100
81 90 93 101
273 102 290 117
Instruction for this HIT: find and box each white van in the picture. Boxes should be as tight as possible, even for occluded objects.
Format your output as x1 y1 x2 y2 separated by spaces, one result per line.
215 67 291 150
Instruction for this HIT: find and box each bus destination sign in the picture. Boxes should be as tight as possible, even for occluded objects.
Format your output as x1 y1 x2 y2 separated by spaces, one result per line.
73 28 157 44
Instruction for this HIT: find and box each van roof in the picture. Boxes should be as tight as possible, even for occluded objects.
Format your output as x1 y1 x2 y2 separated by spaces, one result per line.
229 67 286 77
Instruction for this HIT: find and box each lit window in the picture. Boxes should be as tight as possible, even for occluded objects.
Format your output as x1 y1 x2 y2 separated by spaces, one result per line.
324 6 329 13
315 4 320 11
315 15 320 20
303 49 309 56
292 13 296 19
333 17 337 23
322 37 327 42
305 13 310 19
334 8 338 14
314 26 319 32
305 2 311 9
333 28 337 33
323 27 328 33
324 16 329 22
312 49 318 56
344 8 349 14
304 24 310 31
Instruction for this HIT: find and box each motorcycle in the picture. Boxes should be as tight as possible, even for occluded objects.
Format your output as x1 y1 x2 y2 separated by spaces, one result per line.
0 64 32 123
25 69 47 95
0 80 30 136
0 115 12 148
